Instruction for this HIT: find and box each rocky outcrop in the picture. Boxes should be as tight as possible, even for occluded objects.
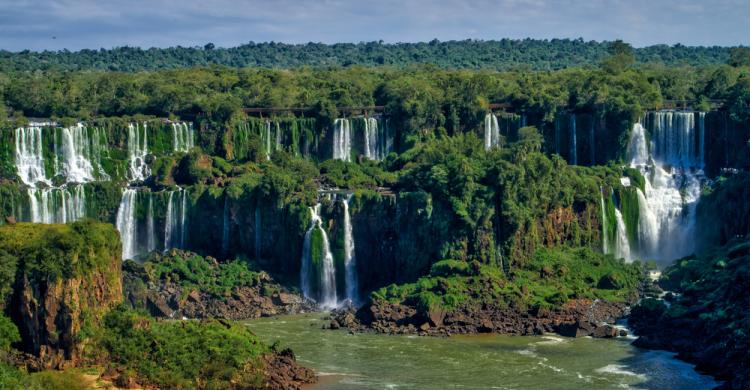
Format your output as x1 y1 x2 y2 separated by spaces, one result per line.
123 256 314 320
0 222 123 369
331 298 629 338
262 348 317 390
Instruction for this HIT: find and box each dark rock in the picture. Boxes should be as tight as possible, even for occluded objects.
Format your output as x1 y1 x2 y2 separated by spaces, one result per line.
329 320 340 330
592 325 618 338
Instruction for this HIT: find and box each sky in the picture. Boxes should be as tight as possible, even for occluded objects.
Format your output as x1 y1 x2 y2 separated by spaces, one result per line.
0 0 747 51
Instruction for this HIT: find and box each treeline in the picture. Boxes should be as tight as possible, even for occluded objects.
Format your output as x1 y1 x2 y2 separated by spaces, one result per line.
1 49 749 134
0 39 742 72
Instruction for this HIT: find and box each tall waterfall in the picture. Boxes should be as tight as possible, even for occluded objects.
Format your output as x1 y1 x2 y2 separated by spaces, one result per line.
484 113 500 150
15 125 50 187
15 123 101 224
28 185 87 224
127 123 150 181
626 112 705 264
364 117 380 160
300 204 337 308
342 196 358 304
569 115 577 165
613 208 631 262
265 121 272 160
116 189 138 260
332 119 351 162
172 122 194 153
56 123 109 182
164 189 189 251
600 189 609 254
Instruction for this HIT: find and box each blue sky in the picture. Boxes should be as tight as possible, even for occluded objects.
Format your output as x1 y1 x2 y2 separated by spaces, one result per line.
0 0 746 51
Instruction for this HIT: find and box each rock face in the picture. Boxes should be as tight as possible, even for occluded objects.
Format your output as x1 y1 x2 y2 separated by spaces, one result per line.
262 348 317 390
123 253 314 320
333 298 628 338
0 222 123 369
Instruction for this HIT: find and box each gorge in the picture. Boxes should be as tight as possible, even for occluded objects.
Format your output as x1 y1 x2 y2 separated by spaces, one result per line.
0 59 748 389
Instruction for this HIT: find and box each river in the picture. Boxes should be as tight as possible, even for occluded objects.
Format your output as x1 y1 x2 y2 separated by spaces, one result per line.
245 313 717 389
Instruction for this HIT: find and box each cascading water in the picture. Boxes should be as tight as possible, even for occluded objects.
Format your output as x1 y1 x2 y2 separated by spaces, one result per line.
600 189 609 254
15 123 100 224
300 204 337 308
626 112 705 264
116 189 138 260
613 208 632 262
15 125 50 187
364 117 381 160
56 123 109 182
570 115 577 165
332 119 351 162
172 122 194 153
484 113 500 150
342 196 358 304
163 189 189 252
265 121 272 160
127 123 150 181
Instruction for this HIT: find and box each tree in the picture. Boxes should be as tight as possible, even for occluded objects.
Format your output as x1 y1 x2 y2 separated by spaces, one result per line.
600 40 635 74
728 47 750 67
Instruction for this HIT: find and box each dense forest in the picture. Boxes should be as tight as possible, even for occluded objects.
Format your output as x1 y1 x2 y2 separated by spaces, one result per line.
0 39 747 72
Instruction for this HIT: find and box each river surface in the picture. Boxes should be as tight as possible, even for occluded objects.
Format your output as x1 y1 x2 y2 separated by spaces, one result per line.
245 314 717 390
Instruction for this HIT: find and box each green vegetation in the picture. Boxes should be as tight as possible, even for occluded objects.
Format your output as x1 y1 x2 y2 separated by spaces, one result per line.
99 306 269 389
630 238 750 387
0 39 738 72
0 220 119 283
373 247 643 313
139 252 262 298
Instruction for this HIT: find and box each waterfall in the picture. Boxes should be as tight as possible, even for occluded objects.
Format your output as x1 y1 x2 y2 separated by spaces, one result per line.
484 113 500 150
56 123 109 182
265 121 272 160
698 112 705 168
600 189 609 254
626 112 705 264
146 195 156 253
15 124 93 224
613 208 631 262
570 115 577 165
275 122 282 151
163 189 188 251
364 117 381 160
164 191 175 250
332 119 351 162
127 123 150 181
15 125 50 187
300 204 337 308
172 122 194 153
116 189 138 260
342 196 358 304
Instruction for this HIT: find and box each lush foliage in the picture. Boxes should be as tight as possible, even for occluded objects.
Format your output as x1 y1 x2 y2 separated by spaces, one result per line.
0 39 738 72
630 238 750 387
99 306 268 389
139 252 262 298
373 247 643 313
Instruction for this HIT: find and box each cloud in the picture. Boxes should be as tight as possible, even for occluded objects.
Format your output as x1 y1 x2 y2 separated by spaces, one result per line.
0 0 746 51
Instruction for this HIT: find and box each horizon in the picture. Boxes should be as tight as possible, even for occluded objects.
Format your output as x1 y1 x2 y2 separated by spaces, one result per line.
0 0 747 52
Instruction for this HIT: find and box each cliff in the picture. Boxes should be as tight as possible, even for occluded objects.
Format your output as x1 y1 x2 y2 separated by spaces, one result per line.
0 221 122 369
